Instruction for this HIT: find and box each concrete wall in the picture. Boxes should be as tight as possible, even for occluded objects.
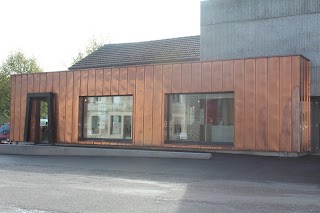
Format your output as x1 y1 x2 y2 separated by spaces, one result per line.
201 0 320 95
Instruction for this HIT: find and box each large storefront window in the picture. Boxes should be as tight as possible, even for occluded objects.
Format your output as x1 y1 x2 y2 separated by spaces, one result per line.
79 96 133 142
166 93 234 145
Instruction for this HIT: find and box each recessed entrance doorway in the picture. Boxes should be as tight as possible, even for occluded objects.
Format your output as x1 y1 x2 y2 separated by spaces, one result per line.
24 93 55 144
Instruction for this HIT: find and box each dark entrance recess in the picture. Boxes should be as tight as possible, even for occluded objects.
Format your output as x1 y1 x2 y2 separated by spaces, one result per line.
24 93 55 144
311 97 320 151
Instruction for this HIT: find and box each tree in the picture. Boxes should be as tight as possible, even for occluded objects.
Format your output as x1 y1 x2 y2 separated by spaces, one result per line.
0 51 43 123
71 37 106 65
1 51 43 76
0 74 10 123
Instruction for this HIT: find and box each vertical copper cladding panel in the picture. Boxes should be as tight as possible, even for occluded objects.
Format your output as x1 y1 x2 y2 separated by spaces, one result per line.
53 72 60 141
163 65 172 93
19 75 28 141
304 59 311 151
305 59 308 101
72 71 81 143
191 63 201 92
279 57 292 152
305 59 308 151
46 72 53 92
87 69 96 96
153 65 163 146
222 60 234 91
211 61 223 92
14 75 22 141
39 73 47 92
301 59 306 152
9 76 15 141
201 62 211 92
234 60 245 150
95 69 103 96
135 67 145 146
119 68 128 95
80 70 88 96
299 59 304 151
255 58 268 150
65 72 74 143
144 66 153 146
181 63 192 93
27 75 34 93
127 67 136 143
267 57 280 151
33 73 40 93
301 59 306 151
304 59 308 151
291 56 301 152
59 72 67 142
111 68 120 95
103 68 111 95
127 67 136 95
243 59 256 150
172 64 182 93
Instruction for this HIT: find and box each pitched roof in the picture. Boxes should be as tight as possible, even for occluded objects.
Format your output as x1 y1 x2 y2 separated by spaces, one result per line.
68 35 200 70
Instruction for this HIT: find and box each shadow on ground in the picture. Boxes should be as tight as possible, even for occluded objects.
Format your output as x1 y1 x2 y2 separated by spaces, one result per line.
1 153 319 184
0 153 319 212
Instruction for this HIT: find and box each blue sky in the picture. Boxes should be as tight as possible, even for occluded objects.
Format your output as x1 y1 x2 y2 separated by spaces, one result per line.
0 0 201 71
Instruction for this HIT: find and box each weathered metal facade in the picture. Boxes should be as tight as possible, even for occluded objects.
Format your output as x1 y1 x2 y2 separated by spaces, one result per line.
10 56 311 153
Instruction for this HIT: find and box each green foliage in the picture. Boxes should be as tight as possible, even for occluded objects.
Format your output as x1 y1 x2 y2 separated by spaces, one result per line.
72 38 105 65
0 51 43 121
1 51 43 76
0 74 10 122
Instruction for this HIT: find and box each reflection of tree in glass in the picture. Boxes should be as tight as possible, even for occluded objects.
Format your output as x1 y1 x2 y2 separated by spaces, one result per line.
40 101 48 119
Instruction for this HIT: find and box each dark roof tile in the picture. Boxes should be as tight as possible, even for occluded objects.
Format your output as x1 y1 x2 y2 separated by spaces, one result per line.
69 35 200 70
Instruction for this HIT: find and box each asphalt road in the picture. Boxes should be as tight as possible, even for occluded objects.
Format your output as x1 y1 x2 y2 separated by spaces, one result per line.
0 154 319 213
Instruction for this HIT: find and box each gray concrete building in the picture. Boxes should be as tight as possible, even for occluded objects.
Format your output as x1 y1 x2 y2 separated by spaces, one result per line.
201 0 320 95
200 0 320 150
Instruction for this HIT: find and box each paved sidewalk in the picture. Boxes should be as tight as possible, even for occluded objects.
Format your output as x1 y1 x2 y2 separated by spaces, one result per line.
312 150 320 155
0 144 212 159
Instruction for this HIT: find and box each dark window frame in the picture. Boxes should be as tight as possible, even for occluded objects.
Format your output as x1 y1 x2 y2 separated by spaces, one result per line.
165 92 235 146
78 95 133 144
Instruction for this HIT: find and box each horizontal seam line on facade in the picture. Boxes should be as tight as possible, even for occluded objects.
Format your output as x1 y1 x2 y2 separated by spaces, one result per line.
201 11 320 27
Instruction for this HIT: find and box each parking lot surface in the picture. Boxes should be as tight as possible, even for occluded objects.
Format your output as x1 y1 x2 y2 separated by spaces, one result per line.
0 154 319 212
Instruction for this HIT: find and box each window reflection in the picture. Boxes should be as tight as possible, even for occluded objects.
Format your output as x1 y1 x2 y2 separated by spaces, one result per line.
167 93 234 144
81 96 133 140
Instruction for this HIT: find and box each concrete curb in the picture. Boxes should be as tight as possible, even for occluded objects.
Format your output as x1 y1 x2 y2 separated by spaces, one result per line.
212 150 307 157
0 145 212 160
